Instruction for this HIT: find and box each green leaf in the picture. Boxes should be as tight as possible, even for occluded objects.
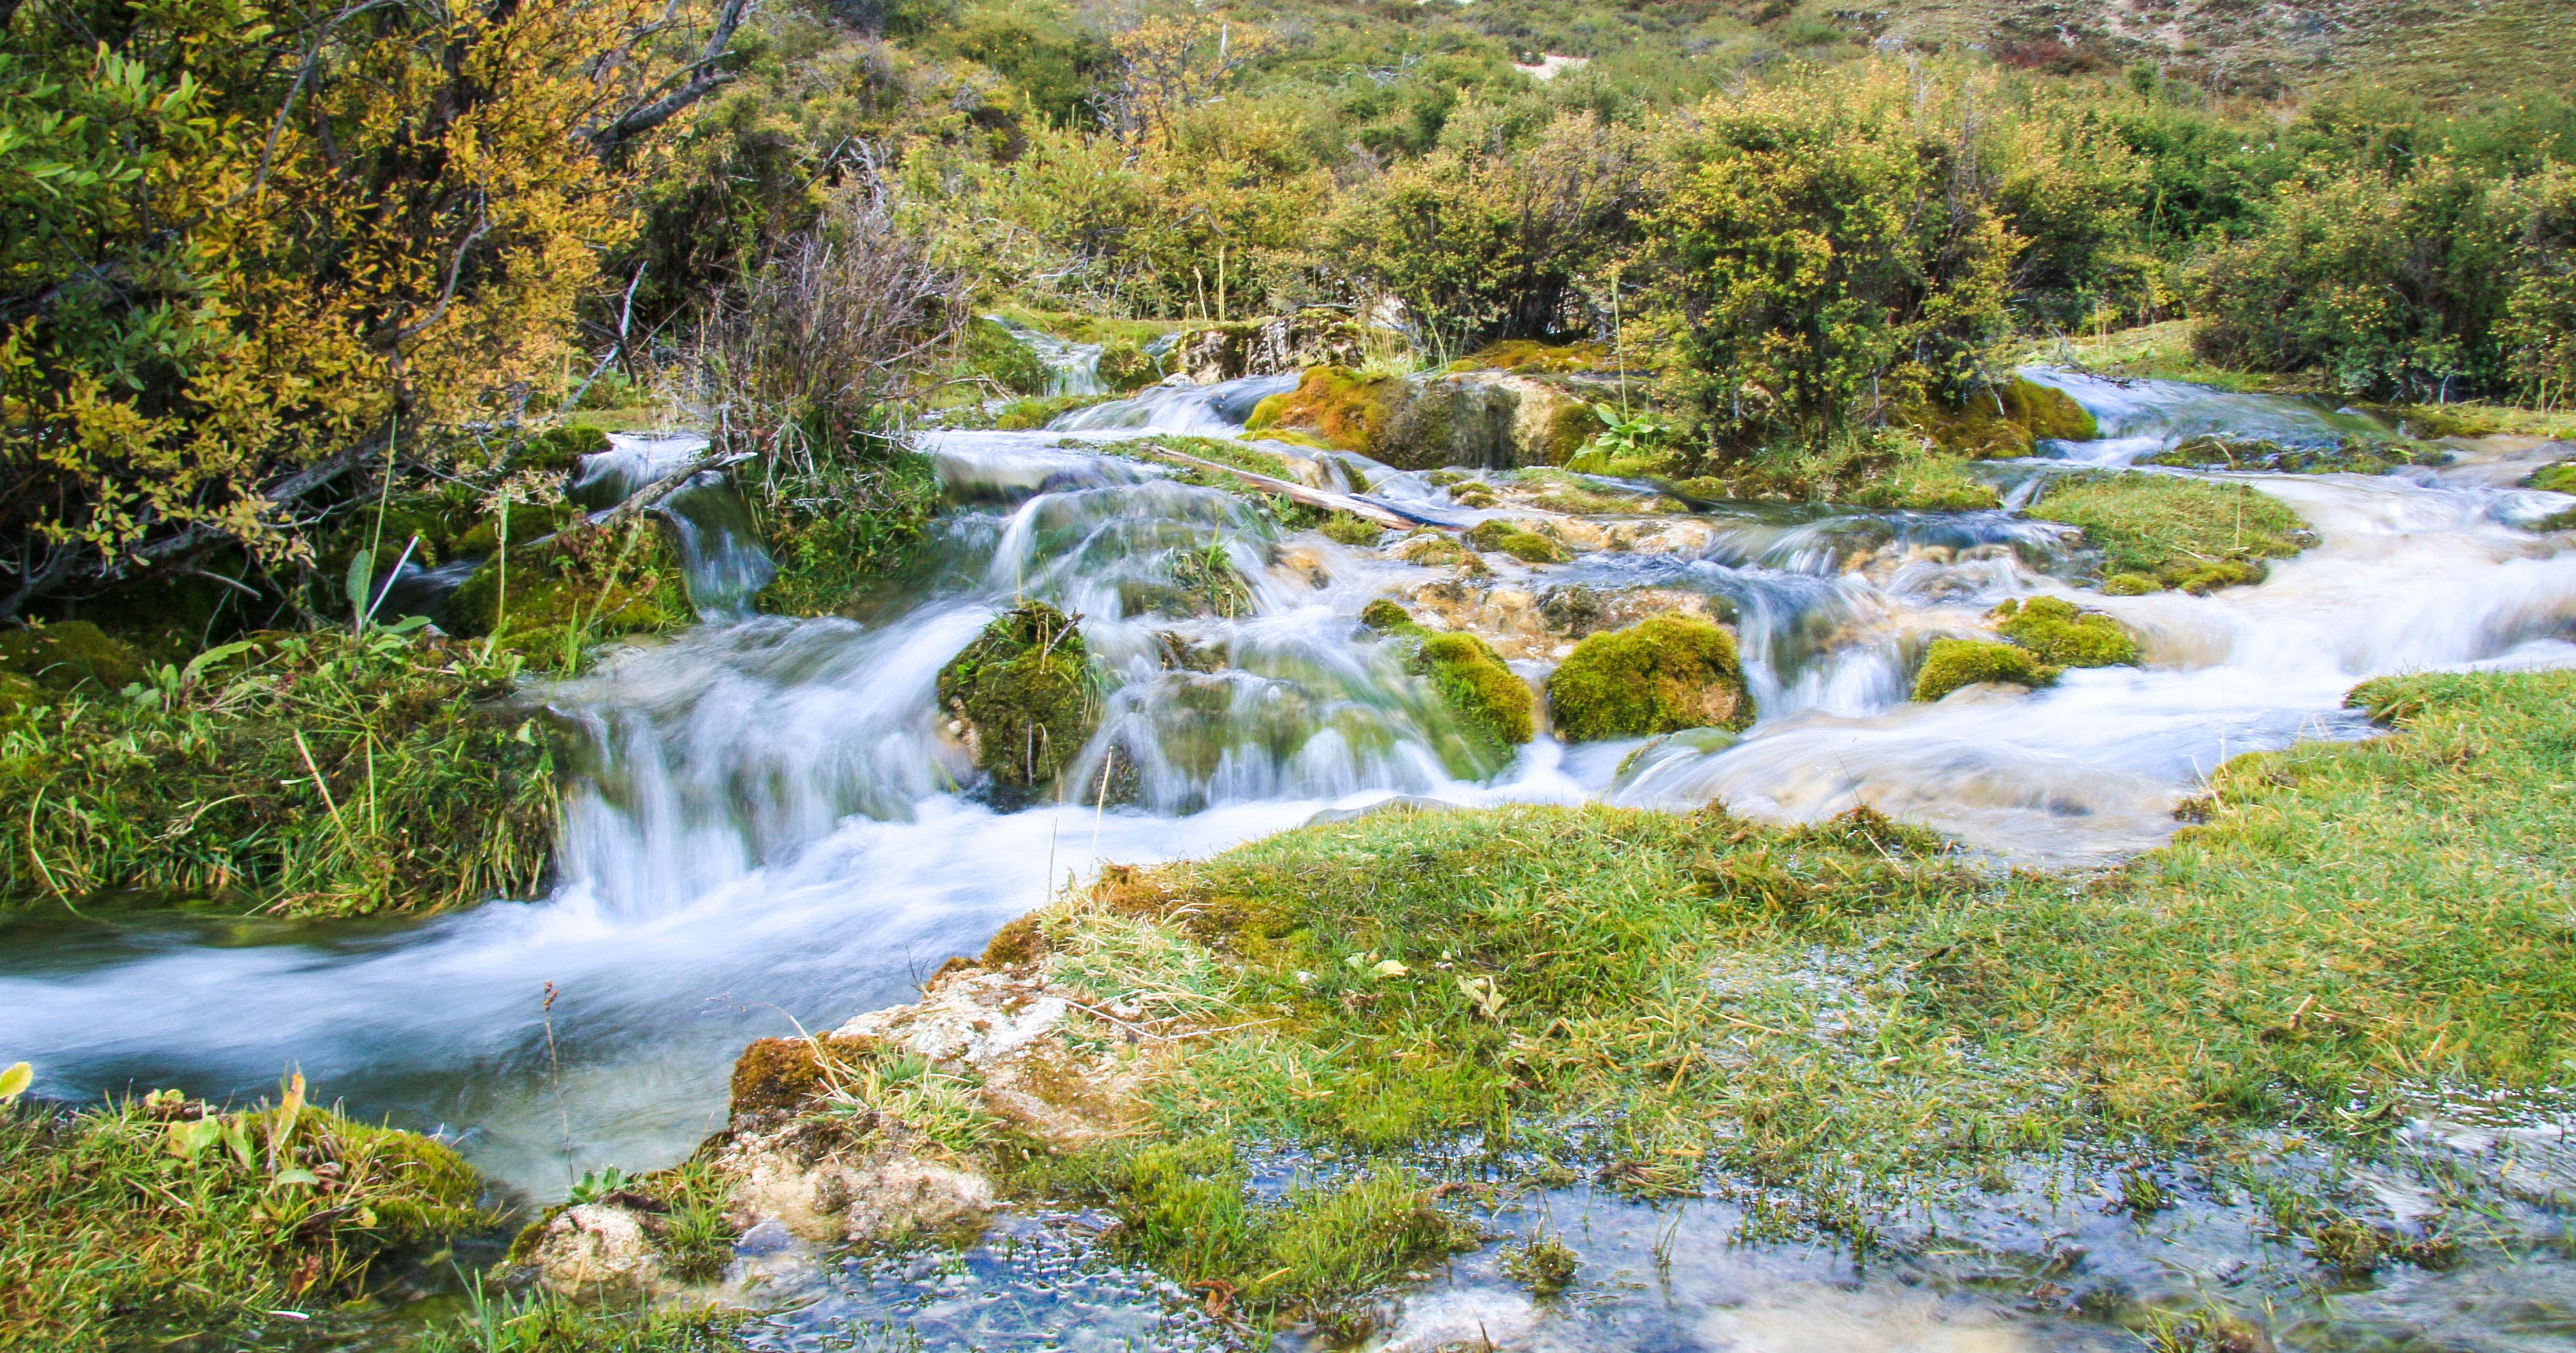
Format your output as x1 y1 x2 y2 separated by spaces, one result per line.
0 1062 29 1102
345 549 374 621
181 639 262 685
271 1167 321 1187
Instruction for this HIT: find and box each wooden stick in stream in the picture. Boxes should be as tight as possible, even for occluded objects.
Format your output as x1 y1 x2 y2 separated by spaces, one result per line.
1124 443 1427 529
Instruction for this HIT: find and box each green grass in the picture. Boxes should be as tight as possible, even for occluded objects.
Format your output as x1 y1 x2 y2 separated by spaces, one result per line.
2024 472 2310 592
1 628 556 918
0 1087 492 1351
416 1281 741 1353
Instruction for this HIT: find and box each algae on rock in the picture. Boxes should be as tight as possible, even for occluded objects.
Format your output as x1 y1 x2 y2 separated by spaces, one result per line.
1362 600 1535 767
1912 637 2060 701
937 601 1099 804
1464 519 1572 564
1546 615 1755 741
1992 596 2140 667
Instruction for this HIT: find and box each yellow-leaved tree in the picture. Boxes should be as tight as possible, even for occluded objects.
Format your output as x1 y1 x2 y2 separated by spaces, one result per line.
0 0 749 620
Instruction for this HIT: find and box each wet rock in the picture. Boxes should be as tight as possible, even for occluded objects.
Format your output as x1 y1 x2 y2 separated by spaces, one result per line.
1401 582 1723 662
1375 373 1598 470
526 1202 667 1296
1172 310 1368 383
1546 616 1756 741
1244 367 1397 451
935 600 1097 805
1464 518 1572 564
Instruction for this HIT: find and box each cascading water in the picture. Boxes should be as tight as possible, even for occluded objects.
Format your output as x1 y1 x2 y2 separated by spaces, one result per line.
1 357 2572 1346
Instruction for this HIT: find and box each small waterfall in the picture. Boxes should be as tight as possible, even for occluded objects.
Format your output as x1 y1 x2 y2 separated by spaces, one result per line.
987 315 1105 397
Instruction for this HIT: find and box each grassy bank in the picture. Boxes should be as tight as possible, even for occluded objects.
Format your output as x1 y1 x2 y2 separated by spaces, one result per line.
0 1083 491 1351
726 665 2574 1322
0 627 555 918
2026 471 2313 592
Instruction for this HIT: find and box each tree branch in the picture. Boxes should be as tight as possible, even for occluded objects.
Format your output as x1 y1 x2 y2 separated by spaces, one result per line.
586 0 748 154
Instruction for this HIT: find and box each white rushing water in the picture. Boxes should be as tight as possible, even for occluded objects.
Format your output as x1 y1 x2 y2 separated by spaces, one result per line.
0 369 2570 1231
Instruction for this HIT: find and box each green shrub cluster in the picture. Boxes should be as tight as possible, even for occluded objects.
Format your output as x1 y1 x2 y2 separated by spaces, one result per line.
1546 615 1754 742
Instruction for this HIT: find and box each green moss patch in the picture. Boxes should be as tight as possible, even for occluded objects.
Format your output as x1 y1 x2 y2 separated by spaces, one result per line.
1911 637 2060 702
448 516 688 664
2526 461 2576 493
2024 472 2310 593
1991 596 2139 667
2142 434 2448 475
1446 340 1616 375
1244 367 1398 453
937 601 1098 805
3 630 555 917
0 621 144 695
1546 616 1754 742
1464 519 1570 564
1097 341 1162 392
0 1087 492 1349
1670 432 2002 511
760 452 945 618
1362 601 1534 767
1902 376 2100 457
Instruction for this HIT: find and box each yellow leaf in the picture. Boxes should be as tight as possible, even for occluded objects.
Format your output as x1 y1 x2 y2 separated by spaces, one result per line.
0 1062 29 1102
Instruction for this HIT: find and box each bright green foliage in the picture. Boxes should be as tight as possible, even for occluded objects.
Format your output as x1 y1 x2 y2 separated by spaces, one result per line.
936 601 1097 803
1320 513 1383 547
2024 473 2310 593
1464 520 1571 564
1649 65 2019 453
2 630 555 916
2529 461 2576 493
417 1295 739 1353
0 1089 491 1349
1546 616 1754 741
1992 596 2140 667
1912 638 2060 702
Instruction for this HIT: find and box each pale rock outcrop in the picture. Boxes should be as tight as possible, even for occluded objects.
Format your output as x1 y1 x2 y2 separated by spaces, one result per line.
525 1203 667 1296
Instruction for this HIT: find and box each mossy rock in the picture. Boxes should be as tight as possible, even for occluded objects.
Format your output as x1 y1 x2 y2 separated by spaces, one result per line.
450 502 577 560
1912 638 2060 702
1992 596 2138 667
968 317 1053 396
0 620 145 693
1245 367 1398 453
1446 340 1615 374
937 600 1098 803
1360 598 1419 634
1166 540 1252 618
1464 520 1569 564
1098 340 1161 392
448 557 679 643
0 669 48 715
2526 461 2576 494
1415 631 1534 754
1904 377 2100 458
1547 616 1755 742
1320 513 1383 547
512 425 612 475
1376 377 1521 471
728 1033 881 1118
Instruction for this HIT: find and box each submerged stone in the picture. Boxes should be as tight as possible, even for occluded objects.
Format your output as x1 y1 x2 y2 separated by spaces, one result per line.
1546 615 1755 742
936 600 1099 804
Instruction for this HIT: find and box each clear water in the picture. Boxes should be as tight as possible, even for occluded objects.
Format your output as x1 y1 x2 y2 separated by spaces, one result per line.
2 368 2572 1349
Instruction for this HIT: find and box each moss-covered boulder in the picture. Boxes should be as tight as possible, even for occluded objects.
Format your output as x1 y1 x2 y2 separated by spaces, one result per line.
1546 616 1755 742
0 620 144 693
1992 596 2139 667
966 316 1053 396
1245 367 1398 452
1171 309 1368 383
1446 340 1616 374
1912 638 2060 702
1464 519 1570 564
2526 461 2576 494
1097 340 1162 392
1904 376 2101 458
1362 600 1535 765
937 601 1098 803
511 424 612 475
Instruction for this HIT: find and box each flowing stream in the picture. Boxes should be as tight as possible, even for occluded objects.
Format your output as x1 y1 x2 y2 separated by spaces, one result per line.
2 367 2572 1349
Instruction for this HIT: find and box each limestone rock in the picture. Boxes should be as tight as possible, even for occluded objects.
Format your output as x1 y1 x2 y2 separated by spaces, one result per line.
1172 310 1368 383
527 1203 666 1296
